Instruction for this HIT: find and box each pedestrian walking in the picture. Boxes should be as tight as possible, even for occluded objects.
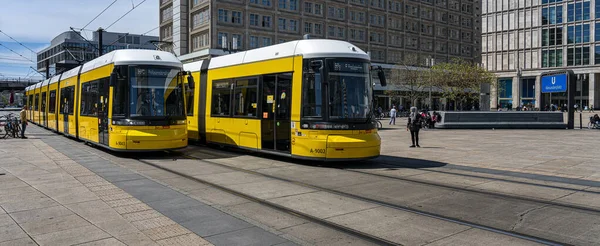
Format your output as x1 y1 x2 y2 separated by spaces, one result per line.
20 105 28 139
407 107 422 148
389 106 397 125
591 104 594 113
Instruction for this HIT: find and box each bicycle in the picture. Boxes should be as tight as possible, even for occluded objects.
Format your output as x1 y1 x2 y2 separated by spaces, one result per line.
2 113 21 138
588 117 600 129
373 119 383 130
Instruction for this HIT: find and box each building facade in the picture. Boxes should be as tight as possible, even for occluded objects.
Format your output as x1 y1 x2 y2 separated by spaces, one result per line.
159 0 482 110
36 31 159 76
482 0 600 110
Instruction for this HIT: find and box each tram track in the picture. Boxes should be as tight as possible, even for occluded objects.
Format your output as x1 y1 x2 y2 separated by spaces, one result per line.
342 163 600 214
134 150 566 246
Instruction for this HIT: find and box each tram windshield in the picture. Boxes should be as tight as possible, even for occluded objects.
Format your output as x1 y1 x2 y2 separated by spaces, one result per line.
129 66 184 117
327 60 372 120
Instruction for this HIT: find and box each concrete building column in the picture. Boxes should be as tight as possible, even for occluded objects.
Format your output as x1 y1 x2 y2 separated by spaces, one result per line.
535 75 541 109
512 76 520 109
490 80 498 111
590 73 600 110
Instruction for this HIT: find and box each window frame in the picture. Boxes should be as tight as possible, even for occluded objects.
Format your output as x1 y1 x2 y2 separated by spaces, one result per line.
232 77 259 118
211 79 233 117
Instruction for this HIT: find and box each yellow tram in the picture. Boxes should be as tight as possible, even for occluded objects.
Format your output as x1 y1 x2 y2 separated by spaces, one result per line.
184 39 386 161
25 50 189 151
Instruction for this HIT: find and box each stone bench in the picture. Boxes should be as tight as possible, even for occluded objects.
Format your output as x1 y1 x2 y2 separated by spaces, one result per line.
435 111 567 129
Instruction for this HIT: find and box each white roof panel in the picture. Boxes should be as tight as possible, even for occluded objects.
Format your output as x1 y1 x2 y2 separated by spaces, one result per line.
41 79 50 87
80 50 182 74
183 60 203 72
34 82 42 89
62 66 81 80
49 74 61 85
207 39 370 70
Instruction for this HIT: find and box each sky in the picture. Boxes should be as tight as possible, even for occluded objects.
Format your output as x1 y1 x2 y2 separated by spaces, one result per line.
0 0 159 81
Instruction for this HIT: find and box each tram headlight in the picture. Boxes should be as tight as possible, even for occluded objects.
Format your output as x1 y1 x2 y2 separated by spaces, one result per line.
301 122 350 130
112 119 146 126
174 120 186 125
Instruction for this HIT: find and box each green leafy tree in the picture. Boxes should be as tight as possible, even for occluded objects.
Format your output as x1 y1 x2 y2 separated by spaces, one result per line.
384 54 431 108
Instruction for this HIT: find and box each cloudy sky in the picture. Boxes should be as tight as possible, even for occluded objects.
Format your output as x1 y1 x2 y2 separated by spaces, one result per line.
0 0 159 80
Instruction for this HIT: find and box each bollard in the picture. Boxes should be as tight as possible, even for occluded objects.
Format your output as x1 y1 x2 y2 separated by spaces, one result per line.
580 112 582 129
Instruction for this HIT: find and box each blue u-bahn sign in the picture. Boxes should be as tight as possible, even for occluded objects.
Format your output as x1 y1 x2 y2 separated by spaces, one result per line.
541 73 568 93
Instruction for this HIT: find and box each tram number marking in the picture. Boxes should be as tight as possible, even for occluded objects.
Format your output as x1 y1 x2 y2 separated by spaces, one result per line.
115 141 126 146
310 148 325 154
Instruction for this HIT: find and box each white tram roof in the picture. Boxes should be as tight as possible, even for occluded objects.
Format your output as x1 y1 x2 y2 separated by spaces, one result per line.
49 74 61 85
206 39 370 70
34 82 41 89
41 79 50 87
80 49 182 74
62 66 81 80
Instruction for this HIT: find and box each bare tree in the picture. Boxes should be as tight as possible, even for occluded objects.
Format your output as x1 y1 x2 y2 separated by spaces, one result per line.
430 58 496 111
384 54 431 108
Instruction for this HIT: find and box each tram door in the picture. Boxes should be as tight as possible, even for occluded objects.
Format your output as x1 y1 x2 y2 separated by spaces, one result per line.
41 92 47 127
98 78 109 146
261 74 292 152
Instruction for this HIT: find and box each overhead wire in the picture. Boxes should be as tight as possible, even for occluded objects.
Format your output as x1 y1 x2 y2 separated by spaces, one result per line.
142 26 160 36
82 0 120 30
0 30 37 54
106 0 148 30
0 43 35 63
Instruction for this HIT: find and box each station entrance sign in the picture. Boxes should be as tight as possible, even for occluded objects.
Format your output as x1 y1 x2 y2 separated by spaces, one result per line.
541 73 567 93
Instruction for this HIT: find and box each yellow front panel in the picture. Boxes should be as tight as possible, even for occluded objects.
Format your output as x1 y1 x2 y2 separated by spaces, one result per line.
291 130 380 159
109 125 188 150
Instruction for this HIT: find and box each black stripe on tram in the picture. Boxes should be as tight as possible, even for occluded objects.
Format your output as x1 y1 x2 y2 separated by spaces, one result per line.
75 66 83 139
198 58 211 144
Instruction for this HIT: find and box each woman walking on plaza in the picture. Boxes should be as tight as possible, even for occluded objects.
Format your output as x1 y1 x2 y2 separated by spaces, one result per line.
389 106 397 125
407 107 422 147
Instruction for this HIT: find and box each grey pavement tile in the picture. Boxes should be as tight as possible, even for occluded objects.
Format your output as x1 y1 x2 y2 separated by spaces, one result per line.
425 228 541 246
205 227 289 246
101 173 145 183
0 222 29 243
10 205 73 224
273 242 301 246
146 196 204 213
38 186 99 205
226 202 308 230
95 218 141 237
159 205 222 224
181 213 253 237
77 238 126 246
225 179 316 200
138 168 182 180
65 200 124 224
158 177 212 193
0 214 14 226
267 191 380 219
281 223 375 246
20 214 91 236
114 232 159 246
0 237 37 246
155 233 212 246
187 187 249 206
194 171 269 187
31 224 111 246
1 195 59 213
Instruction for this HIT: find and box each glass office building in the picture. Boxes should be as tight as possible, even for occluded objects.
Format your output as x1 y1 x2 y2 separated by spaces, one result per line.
482 0 600 110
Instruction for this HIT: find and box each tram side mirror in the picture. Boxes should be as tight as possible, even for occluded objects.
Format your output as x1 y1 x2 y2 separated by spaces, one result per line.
377 67 387 87
109 70 117 87
187 73 195 89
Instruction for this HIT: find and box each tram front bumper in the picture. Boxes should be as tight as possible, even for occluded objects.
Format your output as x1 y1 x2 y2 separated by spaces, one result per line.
325 134 381 160
125 128 188 150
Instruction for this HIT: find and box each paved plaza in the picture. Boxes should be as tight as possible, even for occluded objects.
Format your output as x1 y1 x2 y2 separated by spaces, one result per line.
1 113 599 245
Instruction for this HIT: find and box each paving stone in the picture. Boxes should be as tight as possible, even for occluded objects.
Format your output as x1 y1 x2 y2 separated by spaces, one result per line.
141 224 191 241
10 205 73 224
156 233 212 246
114 203 153 215
122 210 163 222
77 175 107 184
105 197 143 208
226 202 308 230
32 224 111 246
0 222 28 243
20 213 91 235
425 228 541 246
132 216 177 231
99 192 134 202
146 196 202 213
95 218 141 237
281 223 374 246
1 195 59 213
205 226 289 246
0 237 37 246
114 232 159 246
65 200 124 224
181 213 253 237
83 181 113 187
77 237 127 246
88 184 119 192
268 191 380 219
187 187 249 206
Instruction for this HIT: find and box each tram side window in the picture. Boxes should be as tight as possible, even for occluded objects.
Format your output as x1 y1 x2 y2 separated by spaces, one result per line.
186 80 195 116
302 59 323 118
112 76 127 118
28 95 33 110
211 80 232 116
60 87 75 115
80 81 99 116
34 94 39 111
233 78 258 117
49 90 56 113
41 92 47 112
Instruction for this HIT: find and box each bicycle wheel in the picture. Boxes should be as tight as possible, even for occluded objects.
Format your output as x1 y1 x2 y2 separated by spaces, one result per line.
13 124 20 138
377 120 383 130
